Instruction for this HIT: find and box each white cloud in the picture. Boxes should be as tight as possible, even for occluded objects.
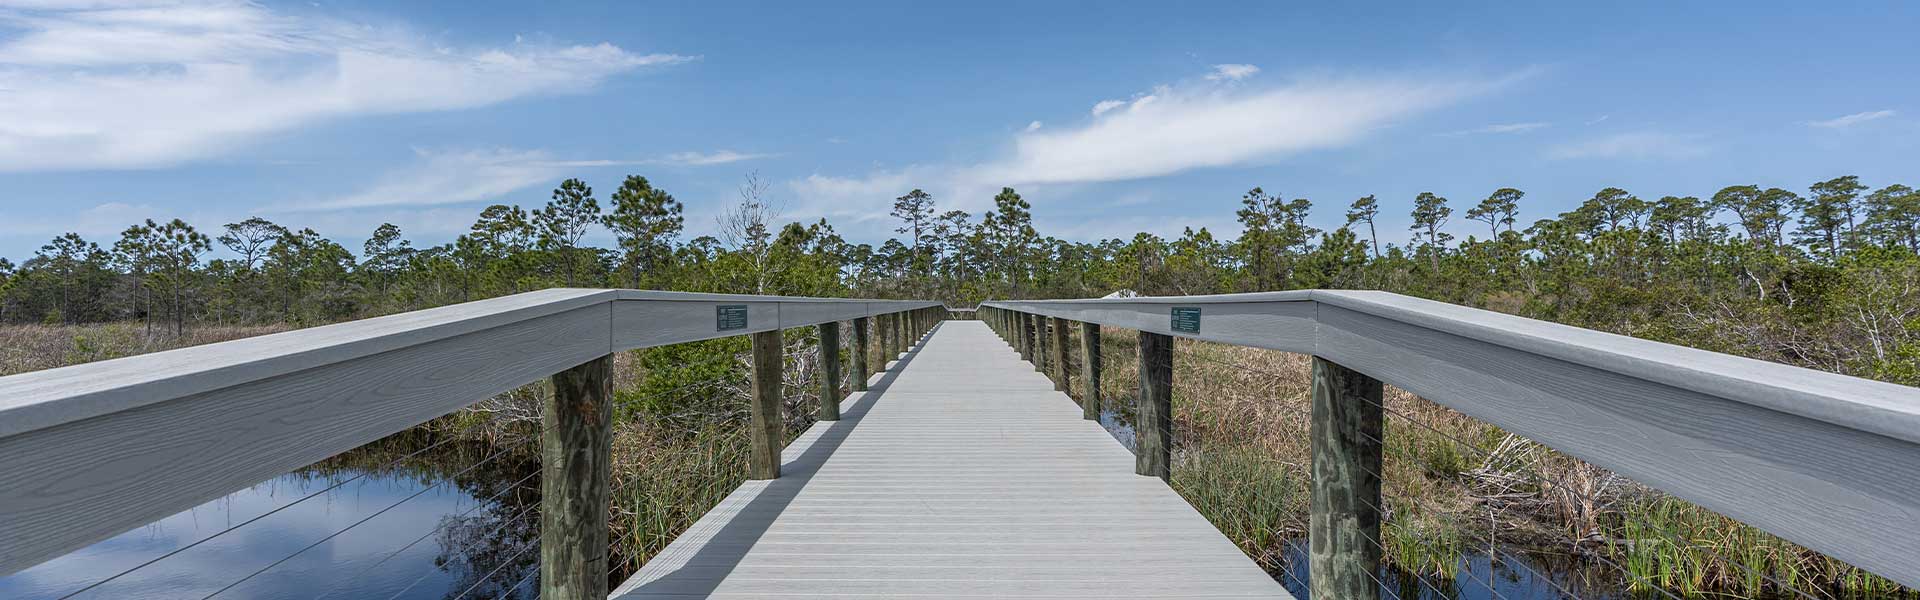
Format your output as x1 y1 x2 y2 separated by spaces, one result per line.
1805 109 1897 129
0 0 693 171
277 146 769 212
656 150 774 166
293 148 583 211
787 67 1520 231
981 74 1500 185
1024 120 1043 132
1444 122 1549 136
1548 131 1709 160
788 168 934 224
1204 63 1260 82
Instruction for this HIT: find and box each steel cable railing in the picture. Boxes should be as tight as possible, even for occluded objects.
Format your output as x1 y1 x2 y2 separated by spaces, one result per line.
1152 338 1842 600
1053 321 1648 599
69 354 749 600
1164 348 1589 600
310 469 541 600
200 437 536 599
54 416 501 600
1142 351 1514 600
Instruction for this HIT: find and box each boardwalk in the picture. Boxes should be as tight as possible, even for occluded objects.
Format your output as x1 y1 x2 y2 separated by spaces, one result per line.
612 320 1290 598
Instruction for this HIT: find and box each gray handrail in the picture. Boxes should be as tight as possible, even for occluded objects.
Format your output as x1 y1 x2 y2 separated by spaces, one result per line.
0 288 941 575
983 290 1920 588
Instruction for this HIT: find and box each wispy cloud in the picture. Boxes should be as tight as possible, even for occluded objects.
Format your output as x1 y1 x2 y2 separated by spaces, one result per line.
283 146 773 211
789 67 1525 228
1805 109 1897 129
1204 63 1260 82
980 72 1511 185
654 150 775 166
294 148 584 211
1548 131 1708 160
1443 122 1549 136
0 0 694 171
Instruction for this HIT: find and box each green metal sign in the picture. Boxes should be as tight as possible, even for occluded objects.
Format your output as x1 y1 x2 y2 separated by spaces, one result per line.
1171 307 1201 334
716 304 749 331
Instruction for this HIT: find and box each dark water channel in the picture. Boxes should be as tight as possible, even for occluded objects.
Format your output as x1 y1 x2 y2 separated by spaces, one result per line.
0 440 541 600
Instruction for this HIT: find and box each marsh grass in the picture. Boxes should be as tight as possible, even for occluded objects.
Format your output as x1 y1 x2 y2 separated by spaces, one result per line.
0 322 290 376
13 320 1914 597
1086 324 1913 598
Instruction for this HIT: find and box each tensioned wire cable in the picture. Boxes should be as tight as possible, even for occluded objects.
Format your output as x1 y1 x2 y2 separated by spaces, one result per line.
200 438 535 599
447 536 542 600
1164 350 1576 599
309 468 541 600
380 500 542 600
1137 350 1520 600
1165 348 1680 600
1165 346 1835 600
55 417 502 600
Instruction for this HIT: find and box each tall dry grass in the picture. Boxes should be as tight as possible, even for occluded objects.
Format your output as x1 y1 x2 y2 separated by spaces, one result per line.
1080 325 1911 598
0 322 292 377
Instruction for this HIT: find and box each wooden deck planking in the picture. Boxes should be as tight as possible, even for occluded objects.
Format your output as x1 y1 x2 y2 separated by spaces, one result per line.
610 320 1290 599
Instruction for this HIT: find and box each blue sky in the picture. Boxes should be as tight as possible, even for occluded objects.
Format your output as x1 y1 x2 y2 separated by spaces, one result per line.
1 1 1916 260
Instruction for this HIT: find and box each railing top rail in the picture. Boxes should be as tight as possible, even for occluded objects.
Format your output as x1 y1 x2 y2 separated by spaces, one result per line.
0 289 939 574
0 289 937 440
985 289 1920 446
984 289 1920 587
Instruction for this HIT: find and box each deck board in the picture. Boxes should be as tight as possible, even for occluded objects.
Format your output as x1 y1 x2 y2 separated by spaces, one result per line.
610 320 1291 599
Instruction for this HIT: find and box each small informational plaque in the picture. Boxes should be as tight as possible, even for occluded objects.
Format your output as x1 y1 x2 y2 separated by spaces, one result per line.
716 304 749 331
1171 306 1201 334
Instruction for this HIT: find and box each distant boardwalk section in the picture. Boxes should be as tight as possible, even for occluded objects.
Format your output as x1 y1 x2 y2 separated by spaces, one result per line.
610 320 1289 598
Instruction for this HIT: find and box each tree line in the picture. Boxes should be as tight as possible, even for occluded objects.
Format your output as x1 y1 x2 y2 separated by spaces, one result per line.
2 173 1916 384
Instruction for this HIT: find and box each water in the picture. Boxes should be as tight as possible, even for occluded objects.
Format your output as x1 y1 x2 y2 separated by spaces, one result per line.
1272 543 1643 599
0 450 540 600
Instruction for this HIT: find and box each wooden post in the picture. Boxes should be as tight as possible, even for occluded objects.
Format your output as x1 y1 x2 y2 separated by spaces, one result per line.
819 321 842 421
878 313 893 365
749 330 784 480
1033 316 1048 373
1079 322 1101 420
890 312 903 358
1310 356 1384 600
1017 313 1032 362
542 354 613 600
1049 316 1068 391
851 317 870 392
1026 314 1039 366
1136 331 1172 480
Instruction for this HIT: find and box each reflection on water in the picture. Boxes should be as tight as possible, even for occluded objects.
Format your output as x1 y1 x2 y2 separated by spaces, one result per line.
0 442 540 600
1273 541 1644 599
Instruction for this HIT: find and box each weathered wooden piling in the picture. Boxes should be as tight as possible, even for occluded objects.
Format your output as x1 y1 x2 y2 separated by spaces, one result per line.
1049 316 1069 391
1017 313 1033 362
748 330 784 479
851 316 870 391
1136 331 1172 480
819 321 842 421
542 354 613 600
1033 316 1048 372
1310 356 1384 600
1079 322 1101 420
